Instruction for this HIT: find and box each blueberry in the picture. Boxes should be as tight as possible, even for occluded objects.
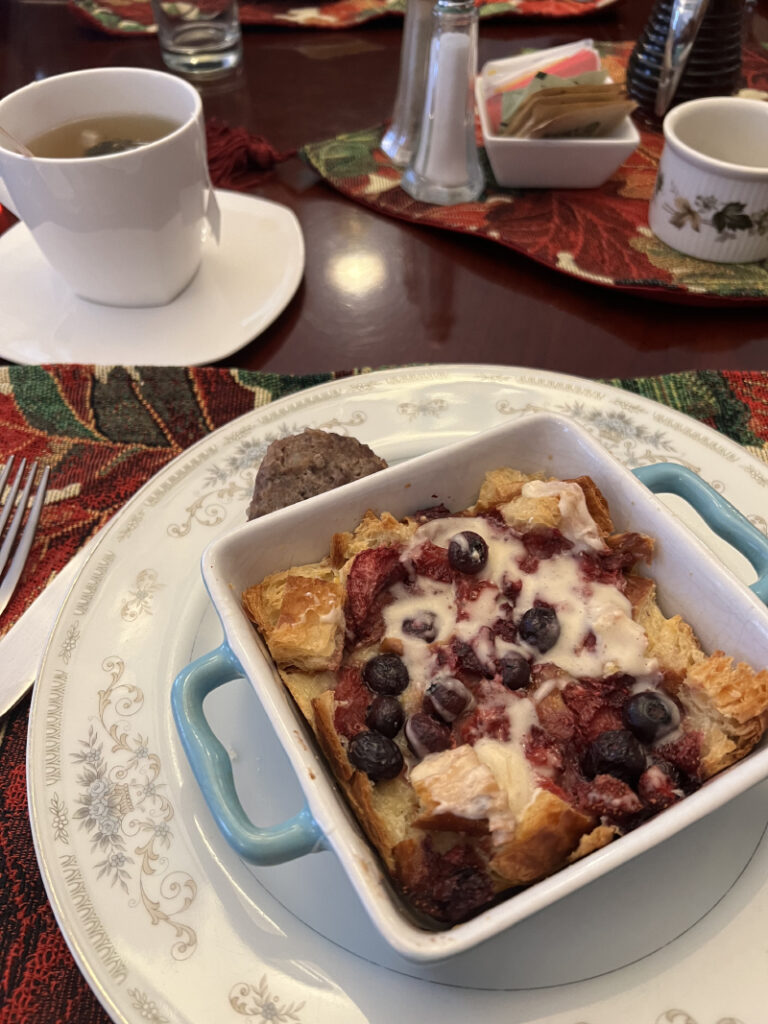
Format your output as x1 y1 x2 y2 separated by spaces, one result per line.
518 606 560 653
448 531 488 575
366 695 405 738
362 654 409 695
425 678 471 722
583 729 646 785
499 651 531 690
402 611 438 643
348 731 404 781
405 713 452 759
623 690 677 744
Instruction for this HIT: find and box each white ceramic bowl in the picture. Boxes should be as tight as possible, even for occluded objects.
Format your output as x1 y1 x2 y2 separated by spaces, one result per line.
173 413 768 962
649 96 768 263
475 52 640 190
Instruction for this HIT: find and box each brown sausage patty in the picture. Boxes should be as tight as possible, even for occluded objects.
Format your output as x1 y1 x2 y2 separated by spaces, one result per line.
247 428 387 519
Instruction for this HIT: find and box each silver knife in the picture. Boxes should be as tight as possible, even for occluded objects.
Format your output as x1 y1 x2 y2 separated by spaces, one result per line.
0 545 89 718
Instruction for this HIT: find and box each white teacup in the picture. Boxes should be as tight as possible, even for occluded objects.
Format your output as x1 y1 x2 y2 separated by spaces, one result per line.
0 67 215 307
649 96 768 264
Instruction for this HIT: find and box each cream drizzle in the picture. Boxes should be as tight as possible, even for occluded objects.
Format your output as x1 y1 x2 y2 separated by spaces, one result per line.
386 511 658 696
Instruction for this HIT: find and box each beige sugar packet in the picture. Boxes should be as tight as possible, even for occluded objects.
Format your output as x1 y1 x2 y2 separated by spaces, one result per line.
503 83 628 138
501 77 637 139
499 70 610 134
504 83 622 134
519 99 638 139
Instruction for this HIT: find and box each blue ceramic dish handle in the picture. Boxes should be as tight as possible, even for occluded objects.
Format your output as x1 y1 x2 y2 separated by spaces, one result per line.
171 644 326 863
633 463 768 605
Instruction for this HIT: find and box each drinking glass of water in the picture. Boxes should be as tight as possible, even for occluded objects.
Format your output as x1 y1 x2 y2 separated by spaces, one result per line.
150 0 243 78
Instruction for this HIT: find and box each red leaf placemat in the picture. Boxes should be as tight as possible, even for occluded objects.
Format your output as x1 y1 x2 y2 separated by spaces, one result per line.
300 41 768 305
68 0 621 35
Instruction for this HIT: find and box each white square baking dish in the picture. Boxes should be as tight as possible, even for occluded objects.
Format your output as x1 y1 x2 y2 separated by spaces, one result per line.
172 412 768 962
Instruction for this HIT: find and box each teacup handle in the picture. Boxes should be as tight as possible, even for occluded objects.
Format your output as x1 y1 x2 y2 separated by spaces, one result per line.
171 644 326 863
632 463 768 604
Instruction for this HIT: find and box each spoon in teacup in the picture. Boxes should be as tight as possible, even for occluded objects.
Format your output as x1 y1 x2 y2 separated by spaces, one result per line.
0 124 32 157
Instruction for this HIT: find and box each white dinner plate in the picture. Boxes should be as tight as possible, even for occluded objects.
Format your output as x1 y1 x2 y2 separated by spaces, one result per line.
27 365 768 1024
0 190 304 366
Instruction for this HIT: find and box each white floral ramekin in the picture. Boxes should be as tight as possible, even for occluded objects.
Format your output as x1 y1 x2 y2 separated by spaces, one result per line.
649 97 768 263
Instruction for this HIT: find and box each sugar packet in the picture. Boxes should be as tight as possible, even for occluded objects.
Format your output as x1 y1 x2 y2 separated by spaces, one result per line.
481 41 601 135
499 71 637 139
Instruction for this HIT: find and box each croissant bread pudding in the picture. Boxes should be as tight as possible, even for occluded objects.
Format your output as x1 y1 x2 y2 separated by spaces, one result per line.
242 466 768 927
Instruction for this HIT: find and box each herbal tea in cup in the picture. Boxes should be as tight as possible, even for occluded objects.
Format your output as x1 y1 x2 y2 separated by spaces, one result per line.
26 114 181 159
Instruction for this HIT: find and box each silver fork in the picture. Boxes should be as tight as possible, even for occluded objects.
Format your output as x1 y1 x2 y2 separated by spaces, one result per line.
0 457 51 619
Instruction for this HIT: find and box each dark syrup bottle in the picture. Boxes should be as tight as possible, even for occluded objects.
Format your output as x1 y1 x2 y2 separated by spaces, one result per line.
627 0 746 124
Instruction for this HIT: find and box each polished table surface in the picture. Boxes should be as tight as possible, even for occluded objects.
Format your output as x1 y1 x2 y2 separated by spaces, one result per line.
1 0 767 377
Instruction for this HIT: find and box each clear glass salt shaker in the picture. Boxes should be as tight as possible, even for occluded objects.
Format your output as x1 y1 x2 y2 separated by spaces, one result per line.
401 0 484 206
381 0 435 167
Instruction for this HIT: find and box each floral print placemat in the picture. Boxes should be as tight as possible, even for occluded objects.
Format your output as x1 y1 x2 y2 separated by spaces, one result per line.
300 42 768 304
68 0 620 35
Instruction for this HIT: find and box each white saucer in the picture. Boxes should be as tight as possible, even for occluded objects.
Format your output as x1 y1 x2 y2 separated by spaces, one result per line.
0 189 304 365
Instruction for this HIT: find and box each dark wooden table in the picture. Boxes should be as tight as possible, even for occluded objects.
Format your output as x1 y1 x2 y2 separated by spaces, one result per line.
2 0 767 376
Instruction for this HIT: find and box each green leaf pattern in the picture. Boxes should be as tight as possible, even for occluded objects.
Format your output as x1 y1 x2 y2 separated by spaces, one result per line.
663 187 768 242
